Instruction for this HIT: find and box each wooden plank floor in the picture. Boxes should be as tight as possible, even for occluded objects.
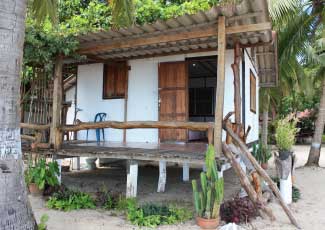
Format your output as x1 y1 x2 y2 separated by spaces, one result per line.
55 141 209 165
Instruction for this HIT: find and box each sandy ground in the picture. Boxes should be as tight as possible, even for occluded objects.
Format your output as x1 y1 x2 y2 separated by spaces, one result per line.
31 145 325 230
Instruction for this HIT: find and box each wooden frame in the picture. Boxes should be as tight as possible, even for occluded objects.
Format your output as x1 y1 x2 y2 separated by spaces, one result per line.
78 23 271 54
102 62 128 99
158 61 189 142
250 70 257 113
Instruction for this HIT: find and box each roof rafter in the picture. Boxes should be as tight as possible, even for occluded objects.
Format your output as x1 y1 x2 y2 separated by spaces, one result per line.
78 22 271 54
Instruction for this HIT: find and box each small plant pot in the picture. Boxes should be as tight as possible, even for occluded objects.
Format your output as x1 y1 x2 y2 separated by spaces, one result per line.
278 150 293 161
261 162 268 170
196 216 219 229
28 183 43 196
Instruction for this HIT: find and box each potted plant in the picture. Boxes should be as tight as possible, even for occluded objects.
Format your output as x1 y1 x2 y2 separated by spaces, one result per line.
192 145 224 229
252 142 272 170
25 159 60 195
275 115 299 204
275 115 298 160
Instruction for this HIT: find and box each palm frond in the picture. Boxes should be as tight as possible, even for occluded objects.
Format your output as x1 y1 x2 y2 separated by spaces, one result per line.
32 0 57 24
268 0 300 25
109 0 135 28
278 11 314 64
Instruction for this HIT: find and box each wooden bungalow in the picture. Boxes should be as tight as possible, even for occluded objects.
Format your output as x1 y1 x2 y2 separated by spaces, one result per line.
22 0 278 198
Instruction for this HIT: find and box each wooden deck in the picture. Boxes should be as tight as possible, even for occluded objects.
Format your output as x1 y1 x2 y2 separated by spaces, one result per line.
55 141 211 165
23 141 233 197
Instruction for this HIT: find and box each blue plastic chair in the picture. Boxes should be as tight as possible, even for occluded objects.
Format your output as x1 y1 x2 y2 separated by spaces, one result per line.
86 113 107 142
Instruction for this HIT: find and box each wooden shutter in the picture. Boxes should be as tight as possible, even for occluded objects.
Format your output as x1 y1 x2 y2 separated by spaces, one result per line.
103 62 128 99
250 70 256 113
159 61 188 142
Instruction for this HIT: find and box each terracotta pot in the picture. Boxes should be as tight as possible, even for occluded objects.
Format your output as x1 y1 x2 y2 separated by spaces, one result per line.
196 216 219 229
261 162 268 170
28 183 43 196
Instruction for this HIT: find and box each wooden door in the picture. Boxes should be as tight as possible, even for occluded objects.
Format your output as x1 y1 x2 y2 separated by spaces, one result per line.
158 62 188 142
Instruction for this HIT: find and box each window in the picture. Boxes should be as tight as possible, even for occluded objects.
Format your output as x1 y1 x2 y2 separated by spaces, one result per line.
103 62 128 99
250 70 256 113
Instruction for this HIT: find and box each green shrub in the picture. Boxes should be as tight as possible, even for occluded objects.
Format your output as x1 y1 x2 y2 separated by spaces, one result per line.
275 115 299 151
95 186 118 210
47 188 96 211
116 197 137 212
252 142 272 164
25 159 60 190
126 201 192 227
38 214 49 230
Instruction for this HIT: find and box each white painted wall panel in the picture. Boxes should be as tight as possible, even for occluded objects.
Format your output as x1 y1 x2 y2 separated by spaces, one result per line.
243 49 259 143
76 50 258 144
76 63 124 141
65 86 75 125
126 59 159 142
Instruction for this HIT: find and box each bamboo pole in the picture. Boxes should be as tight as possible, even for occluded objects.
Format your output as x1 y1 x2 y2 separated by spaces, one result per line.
60 120 214 132
223 123 301 229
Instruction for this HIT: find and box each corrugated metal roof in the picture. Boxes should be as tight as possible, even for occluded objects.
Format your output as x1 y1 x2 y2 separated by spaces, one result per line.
74 0 278 87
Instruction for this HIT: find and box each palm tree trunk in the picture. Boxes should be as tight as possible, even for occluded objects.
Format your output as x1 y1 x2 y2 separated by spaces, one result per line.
306 78 325 166
0 1 37 229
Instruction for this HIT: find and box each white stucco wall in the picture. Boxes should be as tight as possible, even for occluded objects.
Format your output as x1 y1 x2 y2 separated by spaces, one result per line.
243 49 259 143
65 86 76 125
76 63 124 141
76 50 259 143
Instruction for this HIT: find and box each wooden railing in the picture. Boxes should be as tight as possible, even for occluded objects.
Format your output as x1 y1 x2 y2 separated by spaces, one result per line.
21 123 51 150
21 120 215 150
59 120 215 146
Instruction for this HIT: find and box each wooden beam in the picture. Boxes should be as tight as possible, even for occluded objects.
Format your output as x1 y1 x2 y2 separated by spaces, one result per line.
21 123 50 131
78 23 272 54
21 134 37 142
214 16 226 156
51 56 64 149
60 120 214 132
226 22 271 35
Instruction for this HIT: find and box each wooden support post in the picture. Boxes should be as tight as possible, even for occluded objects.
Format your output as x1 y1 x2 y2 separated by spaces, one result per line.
222 143 275 221
231 43 242 135
202 164 207 172
238 158 248 197
51 55 64 149
207 127 214 145
182 162 189 182
56 159 62 185
126 160 138 198
214 16 226 156
72 157 81 171
157 160 167 193
223 123 301 229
